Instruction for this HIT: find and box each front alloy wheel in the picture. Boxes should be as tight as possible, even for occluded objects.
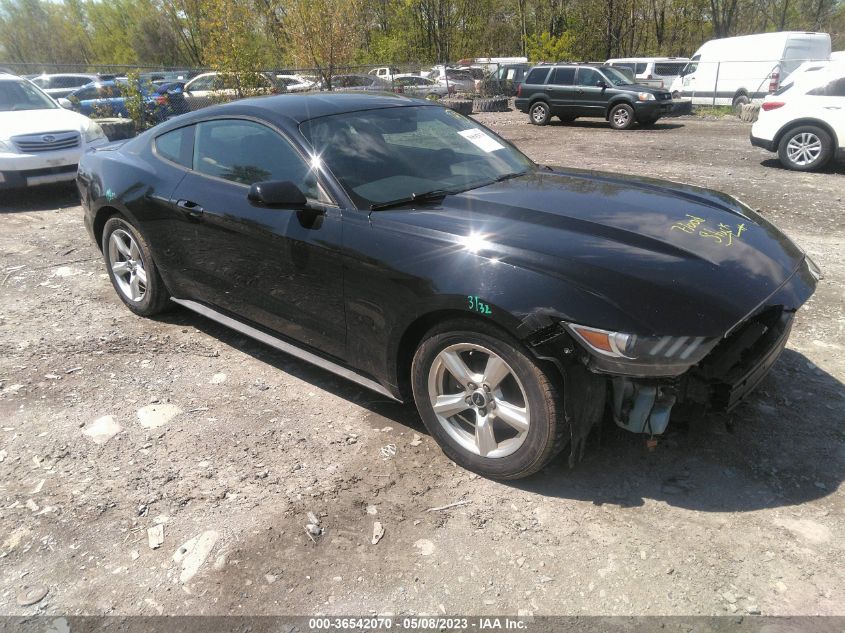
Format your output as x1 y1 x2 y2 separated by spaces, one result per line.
428 343 530 458
412 320 567 479
609 103 635 130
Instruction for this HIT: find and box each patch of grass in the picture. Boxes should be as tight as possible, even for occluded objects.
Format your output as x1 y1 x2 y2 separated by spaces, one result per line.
692 105 736 118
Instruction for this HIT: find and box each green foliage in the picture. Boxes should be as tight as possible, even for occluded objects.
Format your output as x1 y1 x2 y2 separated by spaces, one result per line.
525 31 576 62
0 0 842 70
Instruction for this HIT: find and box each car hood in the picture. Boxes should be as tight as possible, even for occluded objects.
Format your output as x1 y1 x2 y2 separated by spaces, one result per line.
379 169 811 336
0 107 93 139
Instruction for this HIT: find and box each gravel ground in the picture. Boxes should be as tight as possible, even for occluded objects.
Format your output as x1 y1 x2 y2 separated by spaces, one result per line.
0 114 843 617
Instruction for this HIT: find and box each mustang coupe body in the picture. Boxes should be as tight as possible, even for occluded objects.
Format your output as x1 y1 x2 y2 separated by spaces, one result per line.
77 93 818 479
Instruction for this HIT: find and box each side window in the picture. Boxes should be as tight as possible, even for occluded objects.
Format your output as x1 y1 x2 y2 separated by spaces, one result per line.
576 68 601 86
635 63 648 74
524 67 550 85
155 126 194 168
74 85 99 100
808 78 845 97
188 76 213 91
549 67 575 85
193 120 318 196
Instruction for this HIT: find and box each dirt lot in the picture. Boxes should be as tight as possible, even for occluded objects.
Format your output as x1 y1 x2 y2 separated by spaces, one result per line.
0 115 843 617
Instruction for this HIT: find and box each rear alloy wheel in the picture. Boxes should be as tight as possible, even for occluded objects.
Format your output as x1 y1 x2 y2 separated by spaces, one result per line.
411 320 566 479
102 216 170 316
777 125 832 172
529 101 550 125
609 103 635 130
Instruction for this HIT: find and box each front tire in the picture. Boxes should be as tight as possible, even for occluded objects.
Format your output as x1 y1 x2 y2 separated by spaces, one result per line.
102 216 170 316
609 103 635 130
411 320 566 479
777 125 832 172
529 101 551 125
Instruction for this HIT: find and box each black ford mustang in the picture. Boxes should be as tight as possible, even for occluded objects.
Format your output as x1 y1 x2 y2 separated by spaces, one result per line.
77 93 819 479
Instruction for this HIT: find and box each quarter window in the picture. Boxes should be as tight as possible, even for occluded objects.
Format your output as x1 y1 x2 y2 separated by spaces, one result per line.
807 77 845 97
193 119 317 196
155 126 193 168
525 67 550 85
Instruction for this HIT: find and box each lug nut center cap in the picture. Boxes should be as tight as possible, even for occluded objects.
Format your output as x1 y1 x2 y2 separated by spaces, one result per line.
470 391 487 408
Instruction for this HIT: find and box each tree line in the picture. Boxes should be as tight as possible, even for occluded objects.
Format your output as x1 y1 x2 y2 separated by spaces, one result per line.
1 0 843 74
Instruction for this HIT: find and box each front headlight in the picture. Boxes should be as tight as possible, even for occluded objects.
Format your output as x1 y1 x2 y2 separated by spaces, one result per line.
564 322 720 377
638 92 656 101
83 122 107 144
0 139 15 153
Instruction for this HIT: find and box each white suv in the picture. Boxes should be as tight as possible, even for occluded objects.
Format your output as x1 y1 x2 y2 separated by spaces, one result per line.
751 65 845 171
1 73 109 189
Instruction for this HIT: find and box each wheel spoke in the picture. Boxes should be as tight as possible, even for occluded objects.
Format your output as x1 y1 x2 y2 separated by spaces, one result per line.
474 411 497 457
482 354 510 390
135 267 147 287
129 273 141 300
494 399 529 433
440 350 476 386
433 393 469 418
112 261 131 276
111 233 131 257
130 241 140 260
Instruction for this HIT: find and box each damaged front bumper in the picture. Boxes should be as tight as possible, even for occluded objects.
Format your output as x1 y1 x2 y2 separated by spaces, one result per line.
610 307 794 434
530 256 817 442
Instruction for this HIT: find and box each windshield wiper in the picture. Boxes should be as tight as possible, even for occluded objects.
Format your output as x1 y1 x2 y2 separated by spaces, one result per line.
369 189 452 211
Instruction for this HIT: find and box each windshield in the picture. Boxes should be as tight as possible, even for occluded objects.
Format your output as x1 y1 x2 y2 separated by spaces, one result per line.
0 79 58 112
601 67 633 86
300 105 534 208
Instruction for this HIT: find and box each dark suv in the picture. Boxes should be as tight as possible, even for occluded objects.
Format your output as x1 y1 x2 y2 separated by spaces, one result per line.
515 63 674 129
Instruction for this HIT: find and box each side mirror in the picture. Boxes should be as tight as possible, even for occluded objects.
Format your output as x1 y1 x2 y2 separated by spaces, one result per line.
57 97 73 109
248 180 308 207
596 80 607 88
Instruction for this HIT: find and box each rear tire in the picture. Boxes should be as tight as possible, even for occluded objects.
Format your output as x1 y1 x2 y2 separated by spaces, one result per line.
411 319 567 479
608 103 635 130
777 125 832 172
732 93 750 114
558 115 576 123
529 101 551 125
102 216 170 316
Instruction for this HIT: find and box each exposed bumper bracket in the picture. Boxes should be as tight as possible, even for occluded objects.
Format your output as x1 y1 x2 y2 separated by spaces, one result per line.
611 378 676 435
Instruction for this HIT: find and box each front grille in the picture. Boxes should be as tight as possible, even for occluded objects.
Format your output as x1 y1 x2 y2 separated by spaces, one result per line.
658 93 672 101
12 131 80 153
682 307 793 411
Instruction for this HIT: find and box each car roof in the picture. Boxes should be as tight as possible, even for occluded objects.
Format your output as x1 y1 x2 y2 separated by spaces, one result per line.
156 93 431 130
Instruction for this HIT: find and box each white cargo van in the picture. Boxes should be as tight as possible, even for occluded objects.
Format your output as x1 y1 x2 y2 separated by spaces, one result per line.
670 31 831 108
605 57 690 88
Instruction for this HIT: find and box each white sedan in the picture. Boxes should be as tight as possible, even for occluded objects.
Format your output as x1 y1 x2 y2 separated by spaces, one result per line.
751 64 845 171
392 74 454 98
0 73 108 189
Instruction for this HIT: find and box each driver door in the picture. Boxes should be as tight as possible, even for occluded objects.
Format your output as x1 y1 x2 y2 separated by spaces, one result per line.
168 118 346 357
572 67 607 116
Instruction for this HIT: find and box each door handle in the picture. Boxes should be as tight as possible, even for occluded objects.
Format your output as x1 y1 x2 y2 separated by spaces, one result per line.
175 199 204 217
576 89 584 94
